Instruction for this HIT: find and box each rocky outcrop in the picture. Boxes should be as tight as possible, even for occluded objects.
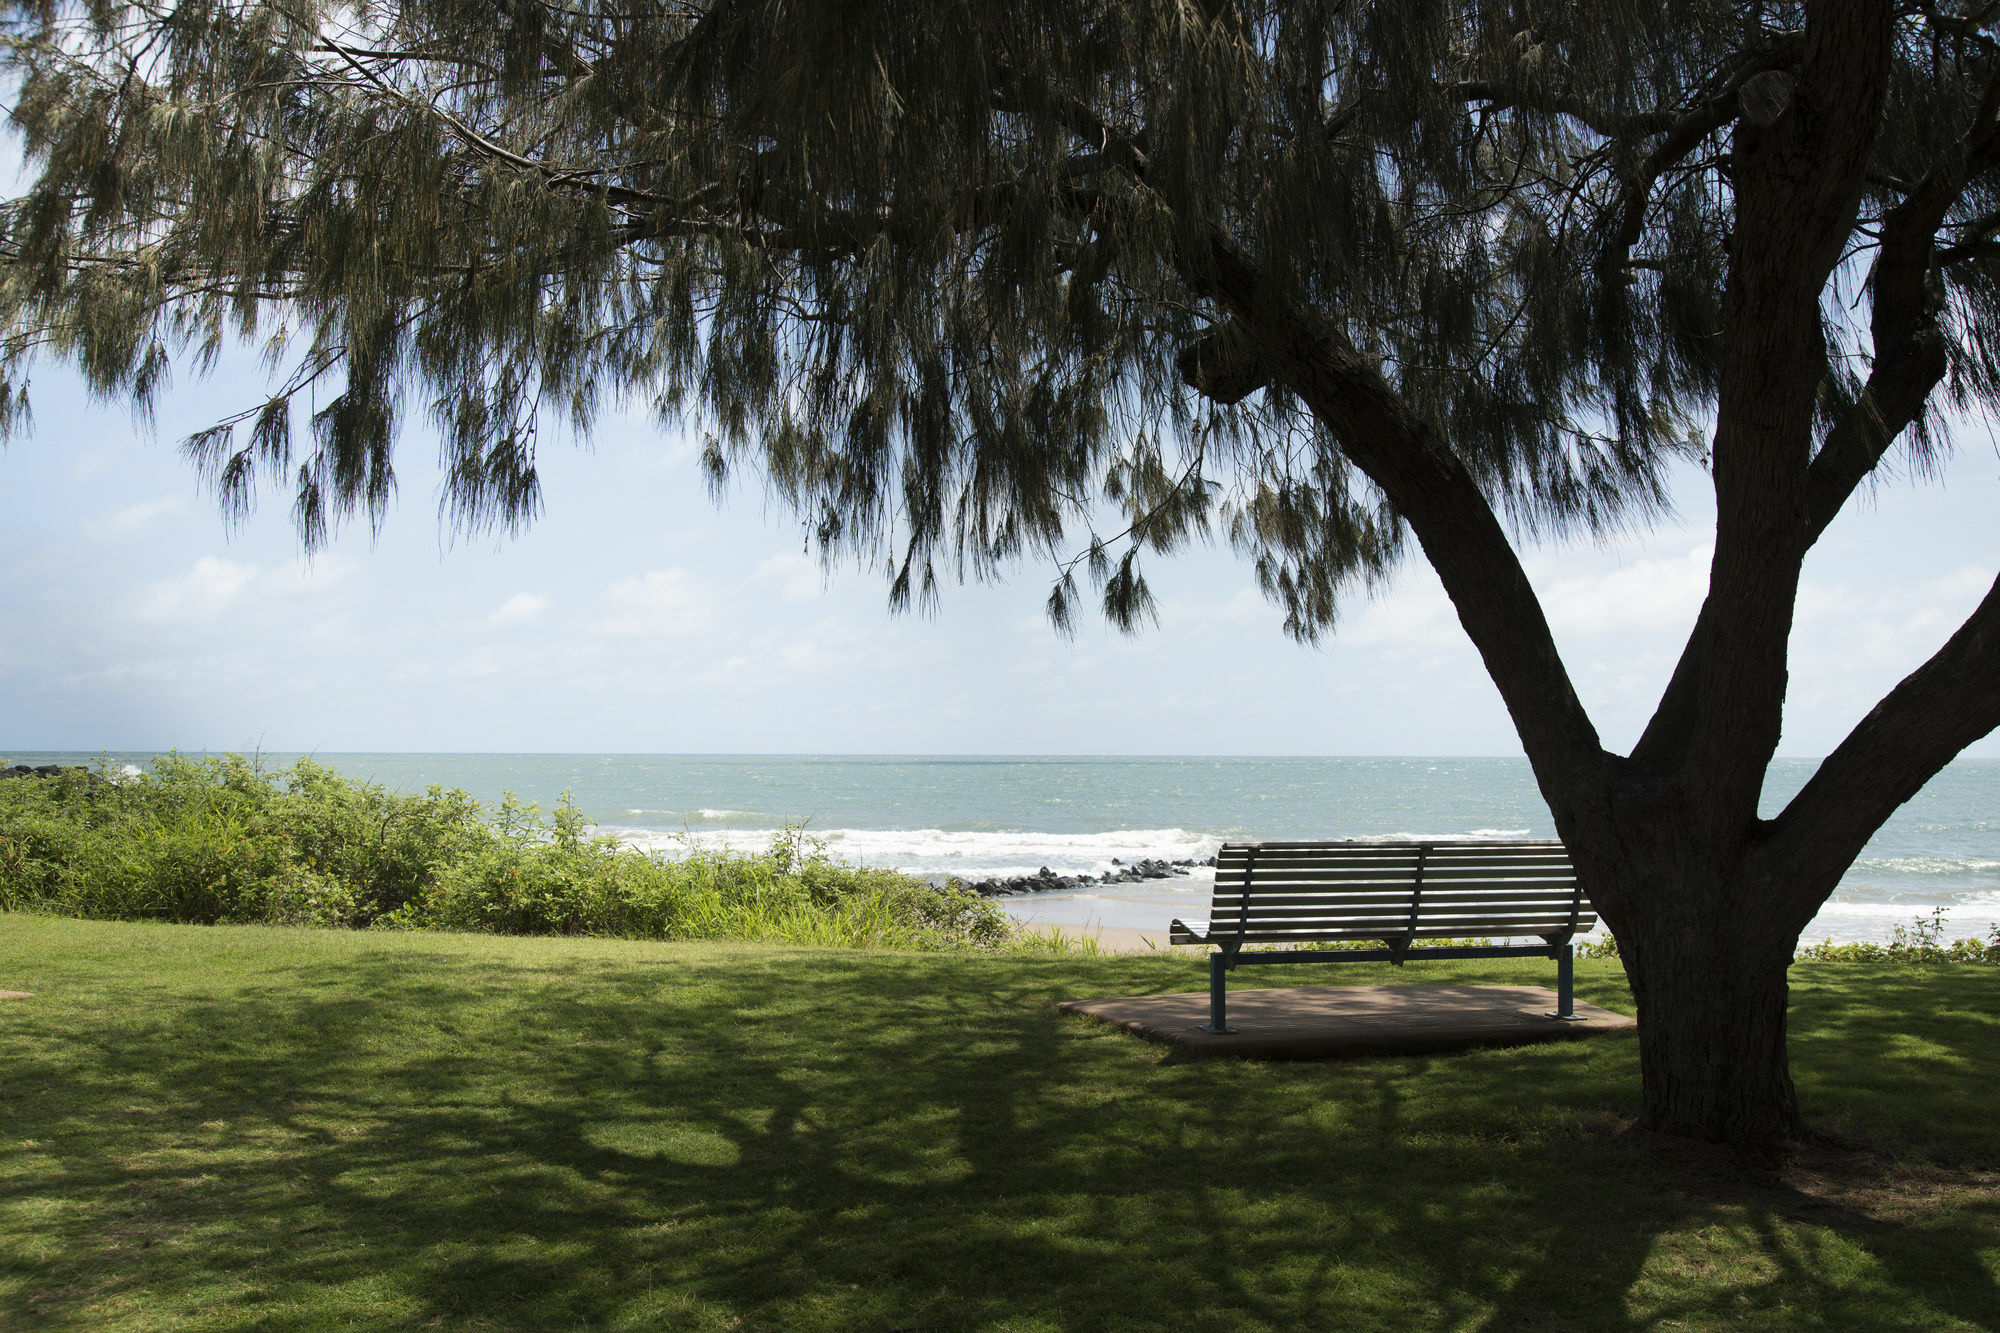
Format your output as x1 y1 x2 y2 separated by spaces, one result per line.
1 764 77 781
962 855 1216 897
0 764 114 795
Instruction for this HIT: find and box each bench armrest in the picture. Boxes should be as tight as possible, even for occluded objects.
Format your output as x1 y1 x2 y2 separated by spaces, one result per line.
1169 918 1210 945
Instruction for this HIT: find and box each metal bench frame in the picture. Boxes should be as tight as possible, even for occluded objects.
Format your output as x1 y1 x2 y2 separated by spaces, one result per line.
1169 840 1595 1034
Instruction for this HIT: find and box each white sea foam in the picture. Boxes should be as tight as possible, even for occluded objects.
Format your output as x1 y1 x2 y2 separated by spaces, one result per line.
607 821 1563 883
1801 893 2000 946
616 824 1223 880
1344 829 1536 842
1851 856 2000 876
1811 888 2000 916
618 806 763 824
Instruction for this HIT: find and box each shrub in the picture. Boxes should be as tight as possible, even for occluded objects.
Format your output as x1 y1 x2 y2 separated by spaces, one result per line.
0 754 1010 950
1575 911 2000 966
1794 906 2000 967
391 801 1008 949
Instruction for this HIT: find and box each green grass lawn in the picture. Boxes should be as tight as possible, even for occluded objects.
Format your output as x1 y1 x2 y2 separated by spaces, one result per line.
0 917 1995 1331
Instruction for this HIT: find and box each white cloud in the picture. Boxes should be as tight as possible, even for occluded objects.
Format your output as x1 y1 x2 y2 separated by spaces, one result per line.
486 591 551 628
1532 542 1712 642
754 551 825 600
132 555 349 625
448 647 509 678
1344 567 1464 652
1784 563 1997 746
134 556 260 622
595 568 714 636
1795 563 1989 632
87 495 187 539
1155 586 1270 634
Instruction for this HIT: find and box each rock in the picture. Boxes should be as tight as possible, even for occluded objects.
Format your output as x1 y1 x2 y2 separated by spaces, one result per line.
962 854 1209 896
0 763 113 798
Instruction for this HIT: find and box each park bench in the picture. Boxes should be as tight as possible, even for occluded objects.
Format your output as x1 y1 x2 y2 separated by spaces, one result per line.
1169 840 1596 1034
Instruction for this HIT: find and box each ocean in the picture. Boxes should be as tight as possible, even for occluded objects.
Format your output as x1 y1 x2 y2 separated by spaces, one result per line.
6 752 1996 945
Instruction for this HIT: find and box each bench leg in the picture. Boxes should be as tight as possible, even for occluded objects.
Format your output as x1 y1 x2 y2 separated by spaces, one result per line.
1200 951 1237 1034
1547 944 1585 1021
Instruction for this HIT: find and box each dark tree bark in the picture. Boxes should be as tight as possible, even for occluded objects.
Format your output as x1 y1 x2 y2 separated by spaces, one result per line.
1604 838 1809 1145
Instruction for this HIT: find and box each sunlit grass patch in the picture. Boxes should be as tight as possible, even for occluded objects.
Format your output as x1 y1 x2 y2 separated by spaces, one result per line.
0 916 1995 1331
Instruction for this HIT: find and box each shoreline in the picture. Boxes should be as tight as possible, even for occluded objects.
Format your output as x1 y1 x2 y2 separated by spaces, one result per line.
1013 924 1181 954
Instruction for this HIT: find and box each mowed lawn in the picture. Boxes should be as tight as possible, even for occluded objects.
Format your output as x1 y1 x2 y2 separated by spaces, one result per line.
1 918 1996 1331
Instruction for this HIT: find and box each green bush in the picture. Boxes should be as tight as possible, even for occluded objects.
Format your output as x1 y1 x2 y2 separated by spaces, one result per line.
0 754 1009 950
1794 906 2000 967
1578 908 2000 966
0 753 484 926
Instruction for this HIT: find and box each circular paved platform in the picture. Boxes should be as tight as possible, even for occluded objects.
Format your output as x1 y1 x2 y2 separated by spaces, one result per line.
1060 983 1635 1058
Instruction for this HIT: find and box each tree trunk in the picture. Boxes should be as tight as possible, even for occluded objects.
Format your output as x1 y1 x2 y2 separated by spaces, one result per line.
1587 835 1811 1153
1624 933 1803 1150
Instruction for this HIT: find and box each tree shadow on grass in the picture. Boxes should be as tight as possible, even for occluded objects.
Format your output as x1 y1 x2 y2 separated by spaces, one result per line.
0 938 1995 1331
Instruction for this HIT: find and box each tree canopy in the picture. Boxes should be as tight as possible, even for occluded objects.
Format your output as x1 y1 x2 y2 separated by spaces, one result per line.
6 0 2000 1148
4 0 1760 608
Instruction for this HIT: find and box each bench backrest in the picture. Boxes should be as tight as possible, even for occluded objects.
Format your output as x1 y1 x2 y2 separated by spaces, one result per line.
1206 840 1596 948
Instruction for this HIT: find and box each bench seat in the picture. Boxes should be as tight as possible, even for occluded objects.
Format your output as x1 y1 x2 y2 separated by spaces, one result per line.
1170 840 1597 1033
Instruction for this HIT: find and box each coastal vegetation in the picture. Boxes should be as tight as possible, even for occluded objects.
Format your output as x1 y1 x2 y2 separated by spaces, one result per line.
0 757 1009 950
1 915 1996 1330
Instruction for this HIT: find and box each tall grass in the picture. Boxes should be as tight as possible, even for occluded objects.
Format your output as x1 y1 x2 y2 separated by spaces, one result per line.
0 754 1010 949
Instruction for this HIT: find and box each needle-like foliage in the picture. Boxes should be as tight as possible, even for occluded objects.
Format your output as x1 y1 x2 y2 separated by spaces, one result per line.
0 0 1852 630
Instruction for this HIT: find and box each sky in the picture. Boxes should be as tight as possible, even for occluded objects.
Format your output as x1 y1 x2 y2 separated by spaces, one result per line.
2 351 1997 758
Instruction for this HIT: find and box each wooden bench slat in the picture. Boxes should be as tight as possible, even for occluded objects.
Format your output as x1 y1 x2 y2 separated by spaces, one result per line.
1208 840 1568 860
1208 888 1584 896
1214 847 1562 857
1206 905 1587 922
1216 868 1576 876
1216 853 1572 866
1210 924 1595 941
1206 890 1584 908
1208 906 1593 925
1214 881 1577 891
1208 844 1568 856
1217 840 1563 852
1211 879 1578 892
1196 921 1589 940
1215 856 1570 873
1210 906 1594 926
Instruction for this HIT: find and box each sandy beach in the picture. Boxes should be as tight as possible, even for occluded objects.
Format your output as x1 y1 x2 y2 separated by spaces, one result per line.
1008 921 1180 953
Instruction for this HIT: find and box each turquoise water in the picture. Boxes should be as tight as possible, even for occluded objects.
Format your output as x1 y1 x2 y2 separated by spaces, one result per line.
6 752 1995 943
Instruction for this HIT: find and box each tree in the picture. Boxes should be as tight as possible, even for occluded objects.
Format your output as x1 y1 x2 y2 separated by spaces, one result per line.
4 0 1998 1150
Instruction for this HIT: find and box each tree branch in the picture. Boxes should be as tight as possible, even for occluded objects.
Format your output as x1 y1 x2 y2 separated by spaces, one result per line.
1758 569 2000 922
1637 35 1993 772
1190 232 1608 808
1804 68 2000 540
1452 80 1677 142
1629 2 1892 811
1590 40 1811 285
